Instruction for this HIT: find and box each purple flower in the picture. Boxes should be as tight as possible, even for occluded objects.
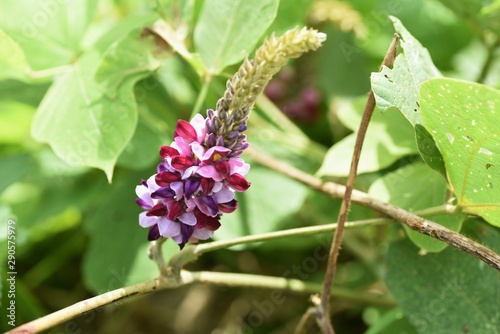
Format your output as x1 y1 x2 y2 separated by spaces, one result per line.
136 113 250 249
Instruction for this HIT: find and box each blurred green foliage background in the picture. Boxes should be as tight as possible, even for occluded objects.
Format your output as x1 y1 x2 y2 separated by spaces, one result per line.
1 0 499 333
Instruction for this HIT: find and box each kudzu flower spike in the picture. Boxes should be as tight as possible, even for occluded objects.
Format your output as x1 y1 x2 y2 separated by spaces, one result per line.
136 27 325 249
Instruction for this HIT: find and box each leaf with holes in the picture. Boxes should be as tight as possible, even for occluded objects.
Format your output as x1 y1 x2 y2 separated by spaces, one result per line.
194 0 279 74
371 16 445 176
420 78 500 226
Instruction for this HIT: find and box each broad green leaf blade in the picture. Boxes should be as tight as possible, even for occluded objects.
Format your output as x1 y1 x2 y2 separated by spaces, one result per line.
0 100 35 144
117 115 168 170
31 51 138 181
0 29 27 80
32 28 165 181
385 222 500 334
318 98 417 177
215 165 308 246
0 0 98 70
369 163 464 252
370 16 445 176
420 78 500 226
95 26 167 97
194 0 279 74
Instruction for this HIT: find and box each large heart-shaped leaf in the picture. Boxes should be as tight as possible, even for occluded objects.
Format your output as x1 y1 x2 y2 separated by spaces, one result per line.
194 0 279 74
31 51 138 182
420 78 500 226
32 28 165 181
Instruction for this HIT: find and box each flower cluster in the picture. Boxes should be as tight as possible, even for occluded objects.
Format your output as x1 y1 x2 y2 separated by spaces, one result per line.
135 113 250 248
135 27 325 248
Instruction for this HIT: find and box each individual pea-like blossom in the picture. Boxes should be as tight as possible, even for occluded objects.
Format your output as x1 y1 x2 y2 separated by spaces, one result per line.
135 26 325 248
135 114 250 249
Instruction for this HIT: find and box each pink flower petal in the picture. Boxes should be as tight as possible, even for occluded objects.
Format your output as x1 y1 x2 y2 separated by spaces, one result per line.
227 173 251 191
174 119 197 142
160 146 180 159
190 114 207 142
197 165 224 181
166 200 184 220
178 212 197 226
191 227 213 240
213 187 235 203
172 137 192 156
229 158 250 176
158 216 181 237
170 181 184 199
171 155 195 169
139 212 159 227
155 171 181 187
202 146 231 163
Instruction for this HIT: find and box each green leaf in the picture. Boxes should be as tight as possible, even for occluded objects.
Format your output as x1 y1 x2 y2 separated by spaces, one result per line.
266 0 313 36
194 0 279 74
385 222 500 334
249 97 327 174
317 27 371 97
95 26 166 97
437 0 500 35
117 115 168 170
0 29 27 80
365 308 418 334
0 0 98 70
318 98 418 177
215 165 308 245
371 16 441 126
420 78 500 227
31 51 138 181
32 26 165 181
370 16 445 176
415 124 446 176
0 100 35 144
0 153 35 194
369 163 464 252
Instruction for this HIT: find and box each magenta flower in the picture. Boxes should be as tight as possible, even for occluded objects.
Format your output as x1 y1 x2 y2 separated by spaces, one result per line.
136 113 250 248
